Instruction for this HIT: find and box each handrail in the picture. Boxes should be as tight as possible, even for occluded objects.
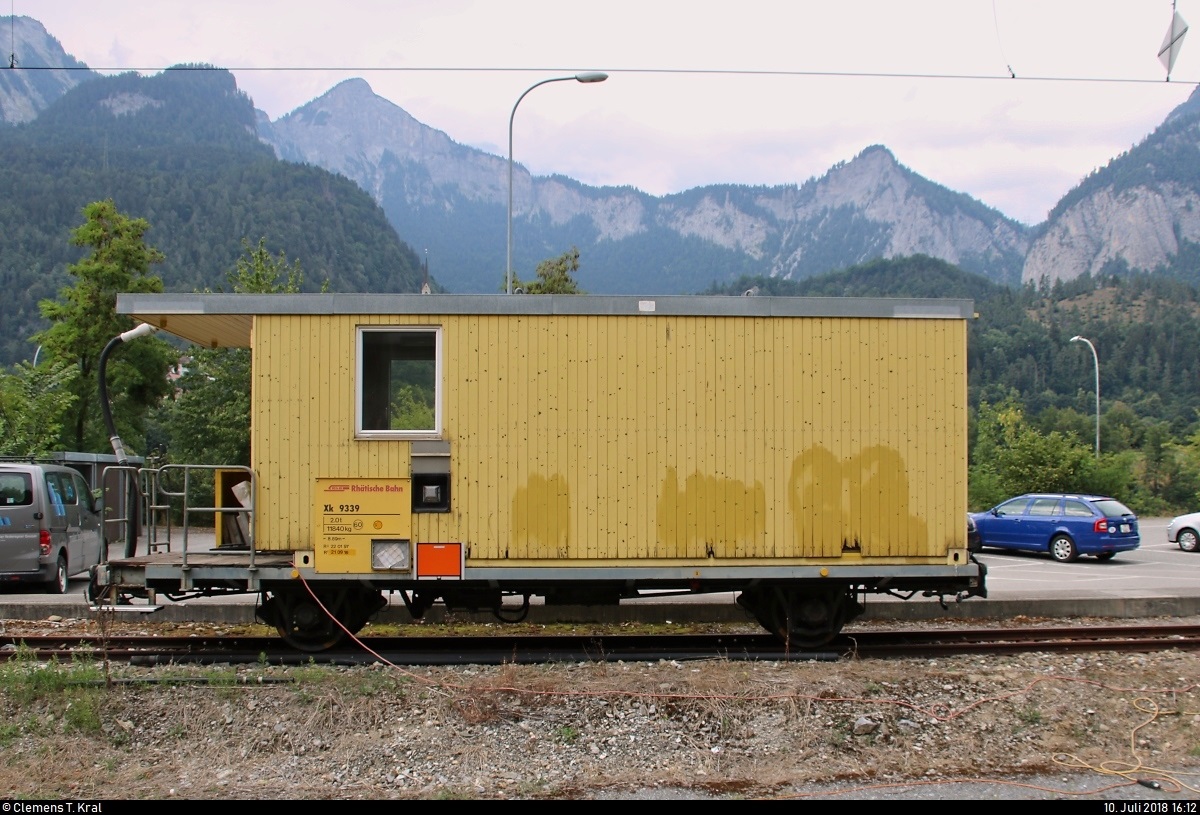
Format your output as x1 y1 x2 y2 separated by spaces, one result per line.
96 464 141 562
139 466 173 555
151 464 257 572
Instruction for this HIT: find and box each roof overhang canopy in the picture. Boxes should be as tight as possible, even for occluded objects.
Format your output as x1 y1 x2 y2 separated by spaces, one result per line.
116 292 977 350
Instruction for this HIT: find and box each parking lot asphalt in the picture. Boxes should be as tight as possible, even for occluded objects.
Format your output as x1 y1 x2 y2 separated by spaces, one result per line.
0 518 1196 627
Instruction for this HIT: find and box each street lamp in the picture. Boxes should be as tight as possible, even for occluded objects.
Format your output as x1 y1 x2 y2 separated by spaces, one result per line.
506 72 608 295
1070 335 1100 456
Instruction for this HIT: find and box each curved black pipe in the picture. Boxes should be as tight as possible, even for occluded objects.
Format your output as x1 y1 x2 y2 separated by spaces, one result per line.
97 334 125 463
98 323 159 466
97 323 159 557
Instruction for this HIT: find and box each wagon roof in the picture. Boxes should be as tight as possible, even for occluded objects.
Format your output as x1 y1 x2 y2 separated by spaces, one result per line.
115 293 975 349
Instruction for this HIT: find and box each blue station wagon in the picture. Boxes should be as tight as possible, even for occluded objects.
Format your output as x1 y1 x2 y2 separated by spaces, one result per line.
970 493 1140 563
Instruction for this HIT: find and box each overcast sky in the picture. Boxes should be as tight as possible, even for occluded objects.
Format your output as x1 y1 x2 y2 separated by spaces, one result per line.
21 0 1200 225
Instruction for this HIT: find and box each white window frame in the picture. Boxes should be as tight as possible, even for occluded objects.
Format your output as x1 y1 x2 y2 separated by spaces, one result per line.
355 325 443 440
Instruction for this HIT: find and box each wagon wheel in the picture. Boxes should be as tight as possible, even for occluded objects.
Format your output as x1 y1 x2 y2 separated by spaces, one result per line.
737 586 862 649
259 584 386 652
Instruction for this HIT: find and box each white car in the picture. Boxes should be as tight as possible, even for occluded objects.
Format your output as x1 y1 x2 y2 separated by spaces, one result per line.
1166 512 1200 553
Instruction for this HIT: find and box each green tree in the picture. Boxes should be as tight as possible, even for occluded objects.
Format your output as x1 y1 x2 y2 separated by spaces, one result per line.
969 398 1100 507
1132 425 1200 513
160 238 312 470
0 361 79 456
1000 428 1094 496
33 200 176 453
512 247 585 293
389 384 436 430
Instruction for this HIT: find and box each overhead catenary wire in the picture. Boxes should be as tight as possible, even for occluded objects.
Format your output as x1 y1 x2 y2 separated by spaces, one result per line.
8 61 1200 87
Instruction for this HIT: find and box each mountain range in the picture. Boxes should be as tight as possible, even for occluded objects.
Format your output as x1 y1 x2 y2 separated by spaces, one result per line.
259 77 1035 292
5 15 1200 311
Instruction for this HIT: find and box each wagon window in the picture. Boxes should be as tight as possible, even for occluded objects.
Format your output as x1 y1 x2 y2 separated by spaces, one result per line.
357 327 442 438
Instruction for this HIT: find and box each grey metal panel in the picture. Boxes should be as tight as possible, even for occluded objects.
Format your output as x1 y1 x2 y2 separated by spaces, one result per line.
125 564 300 585
460 565 985 581
411 440 451 475
411 458 450 475
118 293 975 321
100 560 982 592
411 440 451 455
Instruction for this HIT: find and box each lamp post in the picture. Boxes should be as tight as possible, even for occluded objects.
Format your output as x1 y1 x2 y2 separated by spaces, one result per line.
507 72 608 295
1070 335 1100 456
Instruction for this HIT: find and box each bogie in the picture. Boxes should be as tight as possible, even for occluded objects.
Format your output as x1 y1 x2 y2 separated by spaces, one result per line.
258 584 386 652
736 585 864 648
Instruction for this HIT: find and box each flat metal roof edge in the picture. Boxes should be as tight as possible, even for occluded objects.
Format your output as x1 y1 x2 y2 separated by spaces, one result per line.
117 293 975 320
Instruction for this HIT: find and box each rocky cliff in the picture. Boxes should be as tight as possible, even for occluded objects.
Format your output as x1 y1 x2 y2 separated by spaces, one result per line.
1022 86 1200 287
1023 184 1200 285
0 17 93 124
261 79 1031 292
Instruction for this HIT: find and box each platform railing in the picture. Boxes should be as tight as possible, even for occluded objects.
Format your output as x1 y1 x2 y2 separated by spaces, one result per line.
96 464 142 561
139 466 174 556
148 464 256 572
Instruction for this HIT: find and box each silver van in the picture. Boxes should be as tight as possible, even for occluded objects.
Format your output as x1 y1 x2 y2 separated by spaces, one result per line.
0 462 104 593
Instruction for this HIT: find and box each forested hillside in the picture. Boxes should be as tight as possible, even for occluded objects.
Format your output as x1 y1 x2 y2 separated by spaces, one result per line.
0 66 428 367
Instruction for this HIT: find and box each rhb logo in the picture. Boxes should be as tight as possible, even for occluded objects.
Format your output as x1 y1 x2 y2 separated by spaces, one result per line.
325 485 351 492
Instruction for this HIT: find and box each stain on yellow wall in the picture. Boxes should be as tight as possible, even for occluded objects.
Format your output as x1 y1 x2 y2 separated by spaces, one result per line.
512 473 572 558
656 467 766 558
788 445 929 558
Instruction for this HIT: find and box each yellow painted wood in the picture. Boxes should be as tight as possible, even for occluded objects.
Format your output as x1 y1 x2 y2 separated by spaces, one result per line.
246 310 968 567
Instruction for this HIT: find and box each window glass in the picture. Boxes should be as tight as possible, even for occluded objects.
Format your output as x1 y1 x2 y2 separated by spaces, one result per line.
73 474 93 512
358 327 441 437
59 472 78 504
44 474 66 515
1028 498 1060 516
996 497 1032 516
0 473 32 506
1092 499 1135 517
1063 500 1093 517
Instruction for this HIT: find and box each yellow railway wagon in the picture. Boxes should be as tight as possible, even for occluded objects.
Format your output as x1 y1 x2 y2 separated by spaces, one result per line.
100 293 986 650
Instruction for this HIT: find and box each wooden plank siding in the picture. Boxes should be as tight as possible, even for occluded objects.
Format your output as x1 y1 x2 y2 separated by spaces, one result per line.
247 310 968 567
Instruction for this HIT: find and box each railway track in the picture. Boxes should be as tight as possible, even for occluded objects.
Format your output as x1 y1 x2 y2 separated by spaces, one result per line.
2 623 1199 665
